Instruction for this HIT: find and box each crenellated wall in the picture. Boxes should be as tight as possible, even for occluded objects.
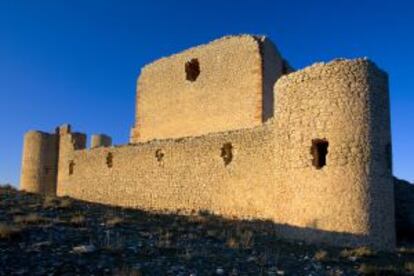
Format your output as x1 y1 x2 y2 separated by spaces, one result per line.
91 134 112 148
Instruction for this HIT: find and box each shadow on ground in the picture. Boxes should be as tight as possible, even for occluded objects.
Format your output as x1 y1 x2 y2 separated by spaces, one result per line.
1 185 414 275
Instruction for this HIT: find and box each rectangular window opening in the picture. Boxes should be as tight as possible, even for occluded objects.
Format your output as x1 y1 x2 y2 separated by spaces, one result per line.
311 139 329 169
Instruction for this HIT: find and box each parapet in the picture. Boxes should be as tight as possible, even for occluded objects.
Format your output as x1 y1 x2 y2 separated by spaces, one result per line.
130 35 286 143
91 134 112 148
57 124 71 136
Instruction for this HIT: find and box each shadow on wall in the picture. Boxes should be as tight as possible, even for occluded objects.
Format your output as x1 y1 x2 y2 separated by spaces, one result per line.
60 181 414 249
66 197 385 249
394 177 414 241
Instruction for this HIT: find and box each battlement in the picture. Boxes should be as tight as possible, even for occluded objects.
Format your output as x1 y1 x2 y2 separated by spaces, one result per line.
20 124 110 195
20 36 395 250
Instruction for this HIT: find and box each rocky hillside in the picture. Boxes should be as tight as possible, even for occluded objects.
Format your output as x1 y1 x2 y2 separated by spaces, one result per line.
1 185 414 275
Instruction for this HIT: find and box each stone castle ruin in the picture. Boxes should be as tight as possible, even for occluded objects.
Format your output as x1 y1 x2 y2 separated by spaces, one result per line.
20 35 396 250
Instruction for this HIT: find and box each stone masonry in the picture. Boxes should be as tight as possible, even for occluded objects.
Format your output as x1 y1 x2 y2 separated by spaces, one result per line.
20 35 397 250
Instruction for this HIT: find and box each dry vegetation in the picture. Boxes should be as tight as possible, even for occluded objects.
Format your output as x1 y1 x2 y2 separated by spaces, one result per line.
313 249 329 261
13 213 48 224
0 223 23 240
69 214 86 227
340 246 375 259
1 185 414 275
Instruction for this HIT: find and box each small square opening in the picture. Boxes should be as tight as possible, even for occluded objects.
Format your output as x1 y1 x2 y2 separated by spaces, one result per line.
106 152 113 168
69 161 75 175
185 58 200 81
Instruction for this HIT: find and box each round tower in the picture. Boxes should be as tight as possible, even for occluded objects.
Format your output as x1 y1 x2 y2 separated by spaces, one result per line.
20 130 58 195
274 58 395 250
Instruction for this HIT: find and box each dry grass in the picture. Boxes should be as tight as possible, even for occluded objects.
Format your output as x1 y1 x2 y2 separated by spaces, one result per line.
206 229 219 237
226 228 254 249
59 197 73 209
13 213 47 224
398 247 414 254
156 230 173 248
340 246 374 259
70 214 86 226
226 237 239 249
358 263 398 275
180 248 193 261
105 216 124 227
187 214 208 224
313 249 329 261
405 261 414 273
102 230 126 253
113 265 142 276
0 223 23 239
43 196 59 209
43 196 73 209
104 210 126 227
7 207 24 215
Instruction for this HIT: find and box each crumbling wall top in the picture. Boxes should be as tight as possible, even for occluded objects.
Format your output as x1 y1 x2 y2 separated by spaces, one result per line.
131 34 285 142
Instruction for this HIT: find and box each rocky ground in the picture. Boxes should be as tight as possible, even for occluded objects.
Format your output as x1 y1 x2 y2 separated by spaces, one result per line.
1 185 414 275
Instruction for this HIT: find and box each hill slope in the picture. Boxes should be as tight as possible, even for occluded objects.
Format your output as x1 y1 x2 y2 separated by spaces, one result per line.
1 186 414 275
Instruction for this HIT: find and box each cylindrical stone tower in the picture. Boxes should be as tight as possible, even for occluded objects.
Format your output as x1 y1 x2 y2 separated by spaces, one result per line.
274 58 395 250
20 131 58 195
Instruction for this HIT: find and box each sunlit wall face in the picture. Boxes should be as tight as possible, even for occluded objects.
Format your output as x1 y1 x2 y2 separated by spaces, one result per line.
0 0 413 185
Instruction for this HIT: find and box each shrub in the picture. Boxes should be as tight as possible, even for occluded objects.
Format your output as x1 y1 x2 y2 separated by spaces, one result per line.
58 198 73 209
0 223 23 240
358 263 398 275
313 250 329 261
105 216 124 227
226 228 254 249
70 214 86 226
43 196 59 209
340 246 374 259
405 262 414 273
14 213 47 224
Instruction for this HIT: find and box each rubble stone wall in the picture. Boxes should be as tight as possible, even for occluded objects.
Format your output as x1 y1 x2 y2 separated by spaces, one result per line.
274 58 395 249
54 59 395 250
130 35 283 143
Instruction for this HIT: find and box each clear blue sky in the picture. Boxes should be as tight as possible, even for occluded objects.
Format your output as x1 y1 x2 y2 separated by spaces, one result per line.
1 1 413 185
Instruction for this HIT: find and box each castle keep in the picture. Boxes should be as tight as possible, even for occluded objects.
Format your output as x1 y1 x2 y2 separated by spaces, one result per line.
20 35 396 250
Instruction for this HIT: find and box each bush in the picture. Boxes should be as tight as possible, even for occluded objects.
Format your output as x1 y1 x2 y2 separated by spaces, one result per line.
14 213 47 224
0 223 23 240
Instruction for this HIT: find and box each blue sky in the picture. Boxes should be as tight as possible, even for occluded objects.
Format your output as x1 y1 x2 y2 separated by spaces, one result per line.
0 0 413 185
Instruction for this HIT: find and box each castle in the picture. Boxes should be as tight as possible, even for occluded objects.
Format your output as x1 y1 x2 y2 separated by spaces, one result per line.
20 35 396 250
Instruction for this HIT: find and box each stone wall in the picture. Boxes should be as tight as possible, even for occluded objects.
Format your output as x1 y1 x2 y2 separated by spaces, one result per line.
57 131 87 187
19 34 396 251
58 124 276 217
91 134 112 148
53 59 396 250
130 35 284 143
